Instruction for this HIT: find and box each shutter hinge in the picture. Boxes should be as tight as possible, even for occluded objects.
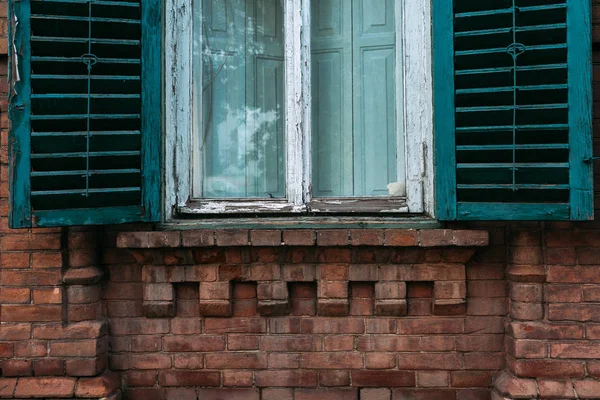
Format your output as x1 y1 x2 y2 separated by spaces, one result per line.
584 156 600 163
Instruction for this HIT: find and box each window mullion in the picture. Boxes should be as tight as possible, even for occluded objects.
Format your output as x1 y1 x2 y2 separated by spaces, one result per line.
285 0 310 206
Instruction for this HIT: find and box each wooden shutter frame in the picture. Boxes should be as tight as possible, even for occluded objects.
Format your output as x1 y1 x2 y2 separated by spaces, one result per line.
433 0 593 221
8 0 161 228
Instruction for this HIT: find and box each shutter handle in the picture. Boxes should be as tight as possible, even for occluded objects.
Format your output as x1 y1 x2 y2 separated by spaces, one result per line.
584 156 600 163
13 102 25 111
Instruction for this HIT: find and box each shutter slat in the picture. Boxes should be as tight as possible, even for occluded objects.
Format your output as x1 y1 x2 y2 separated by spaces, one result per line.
435 0 593 221
9 0 161 227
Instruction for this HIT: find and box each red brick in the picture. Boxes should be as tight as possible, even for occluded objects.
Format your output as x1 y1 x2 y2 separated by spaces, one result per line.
417 371 448 388
302 353 363 369
216 230 249 246
1 234 61 251
1 269 61 286
127 371 157 387
453 230 489 246
0 378 17 397
165 388 196 400
456 335 503 352
357 336 420 352
262 389 294 400
551 342 600 358
398 318 463 334
163 336 225 352
320 370 350 387
538 380 576 399
582 285 600 301
301 318 364 334
467 298 507 316
185 265 218 282
406 282 432 299
261 336 320 352
360 388 391 400
33 359 64 376
317 230 349 246
268 353 300 369
366 319 396 334
249 264 281 281
31 252 62 268
365 353 396 369
66 357 106 376
206 353 267 369
512 359 585 378
507 265 545 283
508 338 547 358
222 371 253 387
296 389 357 400
15 340 46 357
158 371 220 387
181 230 214 247
450 371 493 388
548 266 600 283
170 318 201 334
0 324 30 341
173 354 204 369
0 252 30 268
50 339 105 357
75 371 120 398
549 304 600 321
317 265 348 280
2 360 32 376
545 284 582 303
351 371 416 387
419 230 453 247
573 380 600 399
123 388 166 400
0 342 13 358
509 283 542 303
397 353 462 370
255 370 318 387
108 318 169 335
350 230 384 246
0 287 30 303
509 322 583 339
384 230 418 246
130 354 171 369
14 377 75 397
2 305 62 322
282 230 315 246
545 247 577 265
204 318 266 333
421 336 454 351
464 353 503 370
323 335 354 352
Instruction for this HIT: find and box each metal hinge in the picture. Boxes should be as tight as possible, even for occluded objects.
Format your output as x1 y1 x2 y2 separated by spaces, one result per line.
584 156 600 163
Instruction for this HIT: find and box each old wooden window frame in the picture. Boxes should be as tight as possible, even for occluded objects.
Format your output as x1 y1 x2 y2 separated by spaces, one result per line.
164 0 434 220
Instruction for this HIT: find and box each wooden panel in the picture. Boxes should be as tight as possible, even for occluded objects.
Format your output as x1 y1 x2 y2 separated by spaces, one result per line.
353 0 396 196
311 0 352 197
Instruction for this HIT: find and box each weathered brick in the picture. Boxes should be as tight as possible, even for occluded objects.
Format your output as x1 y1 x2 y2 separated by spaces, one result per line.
351 371 416 387
158 371 220 386
14 377 76 398
255 370 318 387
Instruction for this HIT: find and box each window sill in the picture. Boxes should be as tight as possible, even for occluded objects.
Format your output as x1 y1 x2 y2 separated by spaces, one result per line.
115 225 489 249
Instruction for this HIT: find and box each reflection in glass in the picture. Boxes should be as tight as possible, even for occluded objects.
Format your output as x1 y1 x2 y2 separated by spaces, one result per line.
311 0 403 198
195 0 285 198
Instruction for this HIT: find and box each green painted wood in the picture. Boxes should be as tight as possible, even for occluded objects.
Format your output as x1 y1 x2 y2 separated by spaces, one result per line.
141 0 162 222
437 0 592 221
311 0 353 197
8 0 162 227
457 203 570 221
433 0 457 220
35 206 144 227
353 0 397 196
567 0 594 220
8 0 33 228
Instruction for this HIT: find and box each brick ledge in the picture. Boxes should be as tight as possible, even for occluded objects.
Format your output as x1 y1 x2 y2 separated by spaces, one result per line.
0 372 120 399
116 229 489 249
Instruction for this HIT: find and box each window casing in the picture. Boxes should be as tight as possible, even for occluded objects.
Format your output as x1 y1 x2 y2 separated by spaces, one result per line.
164 0 434 220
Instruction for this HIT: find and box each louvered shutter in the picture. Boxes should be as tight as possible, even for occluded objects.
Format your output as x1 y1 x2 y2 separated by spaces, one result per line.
434 0 593 220
8 0 161 227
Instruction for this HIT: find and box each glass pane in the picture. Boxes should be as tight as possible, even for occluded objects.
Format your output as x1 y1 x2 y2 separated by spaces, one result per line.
195 0 285 199
311 0 404 198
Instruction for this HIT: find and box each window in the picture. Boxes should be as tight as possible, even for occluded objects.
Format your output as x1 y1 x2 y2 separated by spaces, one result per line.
7 0 593 228
166 0 434 217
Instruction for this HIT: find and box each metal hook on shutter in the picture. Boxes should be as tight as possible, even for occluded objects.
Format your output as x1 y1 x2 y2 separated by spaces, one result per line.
584 156 600 163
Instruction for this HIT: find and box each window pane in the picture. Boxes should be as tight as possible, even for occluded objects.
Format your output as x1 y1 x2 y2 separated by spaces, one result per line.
195 0 285 198
311 0 404 198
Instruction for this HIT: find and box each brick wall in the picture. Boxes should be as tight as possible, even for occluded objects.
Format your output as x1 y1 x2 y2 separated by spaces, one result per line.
0 2 599 400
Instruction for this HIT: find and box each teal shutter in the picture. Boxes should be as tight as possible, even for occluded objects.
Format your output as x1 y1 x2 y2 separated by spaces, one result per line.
8 0 161 227
434 0 593 221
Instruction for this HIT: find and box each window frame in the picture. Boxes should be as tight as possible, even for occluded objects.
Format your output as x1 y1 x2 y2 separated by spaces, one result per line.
164 0 434 221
